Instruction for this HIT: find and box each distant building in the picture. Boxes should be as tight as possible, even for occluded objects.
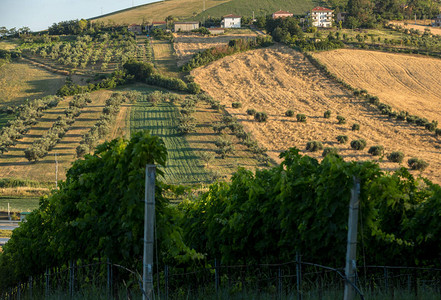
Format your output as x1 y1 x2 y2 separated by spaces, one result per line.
208 28 225 35
309 7 334 28
174 22 200 32
150 21 167 30
272 10 294 19
433 14 441 27
221 14 241 28
128 24 142 34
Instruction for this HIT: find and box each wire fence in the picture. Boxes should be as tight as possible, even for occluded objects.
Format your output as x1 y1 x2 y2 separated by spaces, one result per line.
2 258 441 299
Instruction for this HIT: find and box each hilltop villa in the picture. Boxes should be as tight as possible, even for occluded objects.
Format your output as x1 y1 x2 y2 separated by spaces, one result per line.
272 10 294 19
309 7 334 28
221 14 241 28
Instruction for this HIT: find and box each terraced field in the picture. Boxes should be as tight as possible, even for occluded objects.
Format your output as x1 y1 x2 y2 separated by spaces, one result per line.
129 97 209 185
192 45 441 183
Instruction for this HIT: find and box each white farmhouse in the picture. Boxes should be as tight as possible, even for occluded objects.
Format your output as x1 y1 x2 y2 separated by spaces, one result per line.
221 14 241 28
309 7 334 28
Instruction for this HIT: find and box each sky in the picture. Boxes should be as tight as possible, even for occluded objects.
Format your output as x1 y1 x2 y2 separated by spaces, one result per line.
1 0 156 31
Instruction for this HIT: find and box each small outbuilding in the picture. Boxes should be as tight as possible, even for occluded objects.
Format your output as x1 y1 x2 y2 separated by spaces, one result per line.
174 22 200 32
221 14 241 28
128 24 142 34
272 10 294 19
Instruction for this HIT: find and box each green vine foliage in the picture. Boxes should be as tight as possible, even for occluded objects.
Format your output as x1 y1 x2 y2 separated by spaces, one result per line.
0 131 202 289
179 149 441 268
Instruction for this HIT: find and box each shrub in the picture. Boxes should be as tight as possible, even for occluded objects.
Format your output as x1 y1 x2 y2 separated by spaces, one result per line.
406 115 417 124
212 123 226 134
76 144 90 157
306 141 323 152
387 151 404 163
322 147 338 157
296 114 307 122
368 145 384 156
285 110 294 117
200 152 215 167
232 102 242 108
336 135 348 144
215 136 234 159
369 96 380 105
337 115 346 124
425 121 438 132
352 123 360 131
435 129 441 136
254 112 268 122
324 110 331 118
408 158 429 171
350 139 367 150
247 108 256 116
187 82 201 94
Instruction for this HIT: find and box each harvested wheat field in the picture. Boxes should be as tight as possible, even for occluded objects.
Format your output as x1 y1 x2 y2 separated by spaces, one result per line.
192 45 441 183
173 32 257 67
313 49 441 124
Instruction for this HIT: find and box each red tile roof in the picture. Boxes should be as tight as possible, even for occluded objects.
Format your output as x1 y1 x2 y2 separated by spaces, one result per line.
312 7 333 12
223 14 241 18
273 10 292 15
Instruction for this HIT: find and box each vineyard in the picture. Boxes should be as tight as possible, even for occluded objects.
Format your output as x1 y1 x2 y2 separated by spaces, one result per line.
192 45 441 184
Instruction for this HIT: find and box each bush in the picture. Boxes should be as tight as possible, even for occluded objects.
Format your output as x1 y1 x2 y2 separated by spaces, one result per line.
352 123 360 131
285 110 294 117
435 129 441 136
296 114 307 122
232 102 242 108
254 112 268 122
350 139 367 150
337 115 346 124
247 108 256 116
408 158 429 171
215 136 234 159
425 121 438 132
368 145 384 156
187 82 201 94
306 141 323 152
322 147 338 157
324 110 331 118
387 151 404 163
336 135 348 144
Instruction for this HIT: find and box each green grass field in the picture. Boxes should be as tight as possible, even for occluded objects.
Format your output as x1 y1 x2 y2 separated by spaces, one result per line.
151 39 181 78
0 196 40 212
194 0 320 20
129 95 209 185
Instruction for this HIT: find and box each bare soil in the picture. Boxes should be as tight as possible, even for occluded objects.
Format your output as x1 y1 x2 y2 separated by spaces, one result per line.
173 32 257 67
192 45 441 183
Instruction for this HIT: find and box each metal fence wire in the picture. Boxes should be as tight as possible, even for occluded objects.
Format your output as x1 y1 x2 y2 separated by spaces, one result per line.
2 259 441 299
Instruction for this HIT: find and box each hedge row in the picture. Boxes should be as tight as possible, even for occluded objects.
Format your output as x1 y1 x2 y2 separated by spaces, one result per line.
182 36 274 72
303 52 439 135
24 94 91 161
0 96 62 154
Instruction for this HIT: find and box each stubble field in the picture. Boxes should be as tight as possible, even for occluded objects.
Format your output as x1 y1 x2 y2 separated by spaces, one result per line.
192 45 441 183
313 49 441 124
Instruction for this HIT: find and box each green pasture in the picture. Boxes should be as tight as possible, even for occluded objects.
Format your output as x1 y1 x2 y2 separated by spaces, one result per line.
0 196 40 212
129 91 209 185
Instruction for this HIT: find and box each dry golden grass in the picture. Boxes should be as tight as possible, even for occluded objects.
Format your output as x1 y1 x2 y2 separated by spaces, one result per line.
94 0 231 25
0 60 65 106
390 21 441 35
0 187 49 197
151 39 180 77
313 49 441 124
192 45 441 183
173 31 257 66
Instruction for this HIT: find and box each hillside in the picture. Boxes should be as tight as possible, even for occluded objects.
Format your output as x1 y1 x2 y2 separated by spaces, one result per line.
193 0 320 20
92 0 231 25
192 45 441 183
313 49 441 124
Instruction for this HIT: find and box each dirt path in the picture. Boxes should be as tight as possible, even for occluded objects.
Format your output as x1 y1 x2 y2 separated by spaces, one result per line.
192 45 441 183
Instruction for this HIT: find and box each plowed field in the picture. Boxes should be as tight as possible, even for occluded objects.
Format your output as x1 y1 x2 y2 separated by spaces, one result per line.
192 46 441 183
313 49 441 124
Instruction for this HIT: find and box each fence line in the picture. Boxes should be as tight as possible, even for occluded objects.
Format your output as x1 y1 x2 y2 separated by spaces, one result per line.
2 259 441 299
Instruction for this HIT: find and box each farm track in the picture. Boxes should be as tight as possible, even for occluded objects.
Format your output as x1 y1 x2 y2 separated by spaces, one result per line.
129 99 209 185
192 45 441 183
